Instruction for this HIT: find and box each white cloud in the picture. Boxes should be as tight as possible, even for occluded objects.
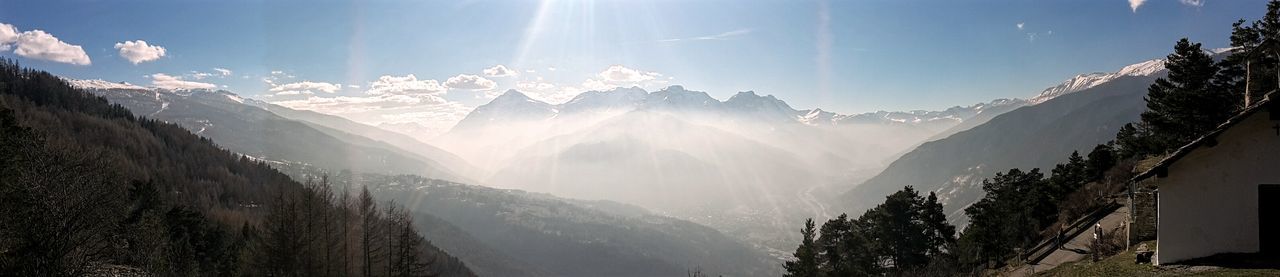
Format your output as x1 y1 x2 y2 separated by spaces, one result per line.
213 68 232 76
270 81 342 95
496 65 667 103
1129 0 1146 12
11 29 91 65
270 92 471 138
444 74 496 91
0 23 18 51
483 65 517 77
517 80 556 92
150 73 216 90
581 78 616 91
1180 0 1203 7
189 71 215 80
598 65 660 83
261 70 296 85
659 28 753 42
515 80 579 103
114 40 166 64
1016 22 1025 30
367 74 446 96
547 67 557 71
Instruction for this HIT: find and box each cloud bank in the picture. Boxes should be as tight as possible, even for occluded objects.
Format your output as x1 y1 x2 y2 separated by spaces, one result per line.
445 74 497 91
484 65 517 77
0 23 91 65
270 81 342 95
150 73 216 90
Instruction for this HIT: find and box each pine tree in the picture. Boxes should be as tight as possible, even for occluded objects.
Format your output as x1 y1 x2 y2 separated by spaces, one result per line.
1085 144 1116 181
816 214 851 276
1259 1 1280 92
1141 38 1234 151
1114 123 1155 159
866 187 929 271
920 192 956 258
783 218 820 277
1221 19 1264 107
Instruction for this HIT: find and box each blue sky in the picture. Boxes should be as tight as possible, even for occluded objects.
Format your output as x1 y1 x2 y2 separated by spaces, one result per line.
0 0 1268 135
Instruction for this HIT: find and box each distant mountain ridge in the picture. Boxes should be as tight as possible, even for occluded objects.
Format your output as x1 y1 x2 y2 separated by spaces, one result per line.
72 83 472 183
840 58 1170 225
1028 59 1166 105
450 85 1025 133
436 84 1032 253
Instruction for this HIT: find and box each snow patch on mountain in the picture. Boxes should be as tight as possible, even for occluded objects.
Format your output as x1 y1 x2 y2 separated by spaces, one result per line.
66 79 148 90
1028 59 1166 105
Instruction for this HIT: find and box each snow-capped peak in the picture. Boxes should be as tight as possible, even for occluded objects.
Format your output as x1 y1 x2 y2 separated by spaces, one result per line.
1028 59 1166 105
66 78 148 90
1116 59 1166 77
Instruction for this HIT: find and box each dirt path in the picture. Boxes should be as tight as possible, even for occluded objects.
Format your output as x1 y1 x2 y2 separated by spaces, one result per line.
1008 205 1131 276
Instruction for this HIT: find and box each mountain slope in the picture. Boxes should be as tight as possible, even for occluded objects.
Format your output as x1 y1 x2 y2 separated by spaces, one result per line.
0 61 473 276
77 85 467 182
841 74 1161 223
249 102 479 179
335 173 782 277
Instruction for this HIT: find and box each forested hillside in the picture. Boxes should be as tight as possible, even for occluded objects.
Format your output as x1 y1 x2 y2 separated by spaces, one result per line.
280 170 783 277
0 60 472 276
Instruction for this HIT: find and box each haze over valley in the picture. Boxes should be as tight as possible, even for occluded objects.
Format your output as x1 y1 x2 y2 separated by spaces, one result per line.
3 0 1276 276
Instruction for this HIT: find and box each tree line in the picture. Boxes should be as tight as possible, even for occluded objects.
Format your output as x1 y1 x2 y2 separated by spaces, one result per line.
0 59 473 276
785 1 1280 275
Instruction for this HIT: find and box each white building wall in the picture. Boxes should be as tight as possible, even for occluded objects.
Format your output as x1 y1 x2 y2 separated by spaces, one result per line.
1157 110 1280 265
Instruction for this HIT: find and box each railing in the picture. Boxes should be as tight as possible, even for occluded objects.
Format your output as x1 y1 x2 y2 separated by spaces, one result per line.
1023 201 1123 264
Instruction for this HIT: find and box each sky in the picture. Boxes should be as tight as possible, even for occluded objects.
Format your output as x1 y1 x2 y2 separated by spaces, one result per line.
0 0 1268 137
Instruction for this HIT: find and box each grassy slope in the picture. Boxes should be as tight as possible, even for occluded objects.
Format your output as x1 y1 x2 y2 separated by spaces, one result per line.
1040 243 1280 276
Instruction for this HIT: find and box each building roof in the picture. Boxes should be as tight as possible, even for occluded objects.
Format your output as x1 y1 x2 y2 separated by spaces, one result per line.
1132 91 1277 182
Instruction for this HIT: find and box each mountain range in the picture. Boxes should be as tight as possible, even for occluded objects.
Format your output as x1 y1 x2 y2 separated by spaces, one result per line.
68 82 474 183
431 84 1034 251
840 58 1168 224
63 54 1172 272
69 78 782 276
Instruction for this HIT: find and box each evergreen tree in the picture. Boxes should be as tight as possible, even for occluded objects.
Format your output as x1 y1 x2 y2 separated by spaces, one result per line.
960 168 1048 266
783 218 820 277
1141 38 1235 151
816 214 852 276
1049 151 1088 198
1259 1 1280 91
1085 144 1117 181
1114 123 1156 159
865 187 929 271
920 192 956 258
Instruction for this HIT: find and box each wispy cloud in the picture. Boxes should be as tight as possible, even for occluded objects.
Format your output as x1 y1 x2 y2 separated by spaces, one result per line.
150 73 216 90
1129 0 1146 12
1180 0 1203 7
657 28 753 43
1015 22 1051 43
